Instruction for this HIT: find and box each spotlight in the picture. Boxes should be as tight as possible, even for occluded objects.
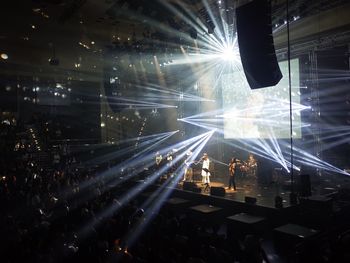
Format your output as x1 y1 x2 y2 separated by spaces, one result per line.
221 47 235 61
189 28 197 39
49 58 59 66
207 21 215 34
220 44 238 61
1 53 8 60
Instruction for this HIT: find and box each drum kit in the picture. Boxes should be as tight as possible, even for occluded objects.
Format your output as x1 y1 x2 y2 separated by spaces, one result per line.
238 160 257 177
239 162 249 173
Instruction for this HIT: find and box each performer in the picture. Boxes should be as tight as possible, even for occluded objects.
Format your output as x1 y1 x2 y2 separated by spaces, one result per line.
154 151 163 179
200 153 211 186
166 151 174 178
228 157 238 190
246 153 257 178
166 151 173 167
155 151 162 167
183 150 193 182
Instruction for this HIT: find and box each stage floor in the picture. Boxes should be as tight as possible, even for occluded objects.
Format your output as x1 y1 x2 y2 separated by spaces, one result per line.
157 171 348 209
177 177 293 209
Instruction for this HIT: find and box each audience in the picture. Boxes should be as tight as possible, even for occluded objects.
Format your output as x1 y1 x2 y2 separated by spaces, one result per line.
1 115 350 263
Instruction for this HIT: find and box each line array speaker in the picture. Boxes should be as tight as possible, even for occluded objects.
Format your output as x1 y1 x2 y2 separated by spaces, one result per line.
236 0 282 89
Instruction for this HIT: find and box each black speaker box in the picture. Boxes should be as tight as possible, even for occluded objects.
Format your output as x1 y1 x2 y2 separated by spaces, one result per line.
338 187 350 201
245 196 257 205
236 0 282 89
210 186 225 197
273 224 320 254
192 187 202 193
183 182 197 191
299 195 333 213
299 174 311 197
183 182 201 193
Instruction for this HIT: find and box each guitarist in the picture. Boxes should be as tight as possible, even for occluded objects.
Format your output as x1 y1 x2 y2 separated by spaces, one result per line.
228 158 238 191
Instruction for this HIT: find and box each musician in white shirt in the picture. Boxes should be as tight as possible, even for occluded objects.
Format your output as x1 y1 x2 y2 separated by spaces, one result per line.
201 153 211 185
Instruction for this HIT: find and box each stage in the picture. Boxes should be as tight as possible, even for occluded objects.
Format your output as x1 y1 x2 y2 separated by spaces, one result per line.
176 178 293 209
167 170 348 210
134 168 350 239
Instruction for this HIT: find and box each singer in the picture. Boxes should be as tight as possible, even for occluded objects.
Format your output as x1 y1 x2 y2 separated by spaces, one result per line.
201 153 211 185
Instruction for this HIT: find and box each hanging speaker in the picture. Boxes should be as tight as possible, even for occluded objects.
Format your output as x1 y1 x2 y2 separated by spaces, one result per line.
236 0 282 89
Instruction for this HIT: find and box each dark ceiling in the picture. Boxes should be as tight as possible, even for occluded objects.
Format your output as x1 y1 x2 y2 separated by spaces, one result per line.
0 0 349 78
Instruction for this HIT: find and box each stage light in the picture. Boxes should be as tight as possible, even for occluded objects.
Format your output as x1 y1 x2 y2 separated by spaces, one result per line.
207 20 215 34
1 53 8 60
189 28 197 39
221 46 236 61
49 58 59 66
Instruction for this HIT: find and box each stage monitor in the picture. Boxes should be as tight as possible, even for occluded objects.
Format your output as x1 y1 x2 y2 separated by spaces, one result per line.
222 58 301 139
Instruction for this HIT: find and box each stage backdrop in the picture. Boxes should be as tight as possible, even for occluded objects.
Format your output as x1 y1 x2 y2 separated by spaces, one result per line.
222 58 301 139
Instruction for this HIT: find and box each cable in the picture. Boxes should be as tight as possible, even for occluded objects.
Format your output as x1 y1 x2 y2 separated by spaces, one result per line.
286 0 296 203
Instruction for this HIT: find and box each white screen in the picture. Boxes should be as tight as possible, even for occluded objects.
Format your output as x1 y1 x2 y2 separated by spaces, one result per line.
222 58 301 139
